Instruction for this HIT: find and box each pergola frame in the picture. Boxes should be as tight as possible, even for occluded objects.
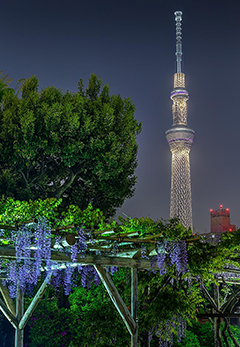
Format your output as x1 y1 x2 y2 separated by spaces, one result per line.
0 248 141 347
0 222 239 347
0 223 167 347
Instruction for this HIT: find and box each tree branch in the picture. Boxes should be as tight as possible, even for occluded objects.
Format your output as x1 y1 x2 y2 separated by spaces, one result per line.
147 275 171 306
55 169 80 199
29 160 46 185
19 170 29 187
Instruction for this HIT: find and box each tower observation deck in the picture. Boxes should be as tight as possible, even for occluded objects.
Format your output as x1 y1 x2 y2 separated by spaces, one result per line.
165 11 195 230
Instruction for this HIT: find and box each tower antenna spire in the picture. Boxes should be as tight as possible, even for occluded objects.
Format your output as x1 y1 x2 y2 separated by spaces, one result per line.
165 11 195 230
174 11 183 73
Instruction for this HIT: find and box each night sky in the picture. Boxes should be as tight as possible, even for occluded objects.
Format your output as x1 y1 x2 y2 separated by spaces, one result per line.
1 0 240 233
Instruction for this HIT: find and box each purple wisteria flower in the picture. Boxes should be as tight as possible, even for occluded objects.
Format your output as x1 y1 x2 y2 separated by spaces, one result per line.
71 243 78 262
179 241 188 274
5 219 53 297
155 315 186 347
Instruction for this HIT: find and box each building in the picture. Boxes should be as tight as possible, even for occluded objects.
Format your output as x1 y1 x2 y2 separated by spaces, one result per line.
165 11 195 230
210 205 236 233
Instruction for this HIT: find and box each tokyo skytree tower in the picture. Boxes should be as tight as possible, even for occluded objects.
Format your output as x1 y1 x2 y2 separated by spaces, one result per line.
165 11 195 230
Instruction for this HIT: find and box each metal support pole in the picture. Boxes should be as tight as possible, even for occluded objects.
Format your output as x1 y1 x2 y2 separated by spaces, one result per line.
131 268 138 347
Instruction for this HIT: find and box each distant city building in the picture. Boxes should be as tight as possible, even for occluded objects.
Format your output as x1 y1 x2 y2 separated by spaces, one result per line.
165 11 194 230
210 205 236 233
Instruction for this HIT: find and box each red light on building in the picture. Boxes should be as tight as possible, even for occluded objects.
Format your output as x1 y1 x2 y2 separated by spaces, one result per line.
210 205 236 233
210 209 213 212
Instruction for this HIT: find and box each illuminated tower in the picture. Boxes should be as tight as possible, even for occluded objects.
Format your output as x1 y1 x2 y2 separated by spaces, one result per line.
165 11 195 230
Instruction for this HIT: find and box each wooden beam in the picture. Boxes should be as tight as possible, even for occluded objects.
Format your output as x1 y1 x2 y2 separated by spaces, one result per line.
94 264 136 336
87 246 138 253
0 280 16 316
131 268 138 320
51 224 76 232
133 245 155 259
201 282 218 311
91 236 159 244
198 313 240 318
221 287 240 313
0 246 153 269
0 224 17 231
223 267 240 274
0 297 18 329
131 268 138 347
19 272 52 330
92 229 115 235
142 233 163 240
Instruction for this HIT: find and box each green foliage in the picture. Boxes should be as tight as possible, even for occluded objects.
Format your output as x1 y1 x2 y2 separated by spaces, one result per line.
27 270 131 347
187 230 240 282
0 73 142 217
0 71 14 103
176 319 240 347
27 300 79 347
0 197 105 232
69 271 130 346
221 324 240 347
137 271 203 343
173 330 201 347
60 203 104 229
186 320 213 347
104 216 192 241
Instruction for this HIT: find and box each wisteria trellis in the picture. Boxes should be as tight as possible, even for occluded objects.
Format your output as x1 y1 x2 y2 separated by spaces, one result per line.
0 218 191 346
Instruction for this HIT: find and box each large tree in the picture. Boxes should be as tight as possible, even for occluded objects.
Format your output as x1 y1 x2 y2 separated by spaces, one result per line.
0 74 142 216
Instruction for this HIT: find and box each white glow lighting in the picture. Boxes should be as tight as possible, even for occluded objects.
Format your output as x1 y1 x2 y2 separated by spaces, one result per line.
165 12 194 230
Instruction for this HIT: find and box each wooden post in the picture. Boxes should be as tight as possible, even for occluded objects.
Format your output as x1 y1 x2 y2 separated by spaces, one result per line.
0 297 18 329
0 280 16 316
15 287 24 347
94 264 136 336
131 268 138 347
19 272 52 330
213 283 220 347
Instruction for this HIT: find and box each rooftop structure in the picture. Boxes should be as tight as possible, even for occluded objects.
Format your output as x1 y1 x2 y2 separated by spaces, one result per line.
210 205 236 233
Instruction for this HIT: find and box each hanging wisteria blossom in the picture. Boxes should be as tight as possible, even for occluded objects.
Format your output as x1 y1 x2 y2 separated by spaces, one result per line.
4 219 53 297
154 315 187 347
1 221 105 297
153 240 188 276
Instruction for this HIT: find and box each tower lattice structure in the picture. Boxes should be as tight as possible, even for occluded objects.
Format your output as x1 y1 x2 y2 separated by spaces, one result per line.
165 11 195 230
